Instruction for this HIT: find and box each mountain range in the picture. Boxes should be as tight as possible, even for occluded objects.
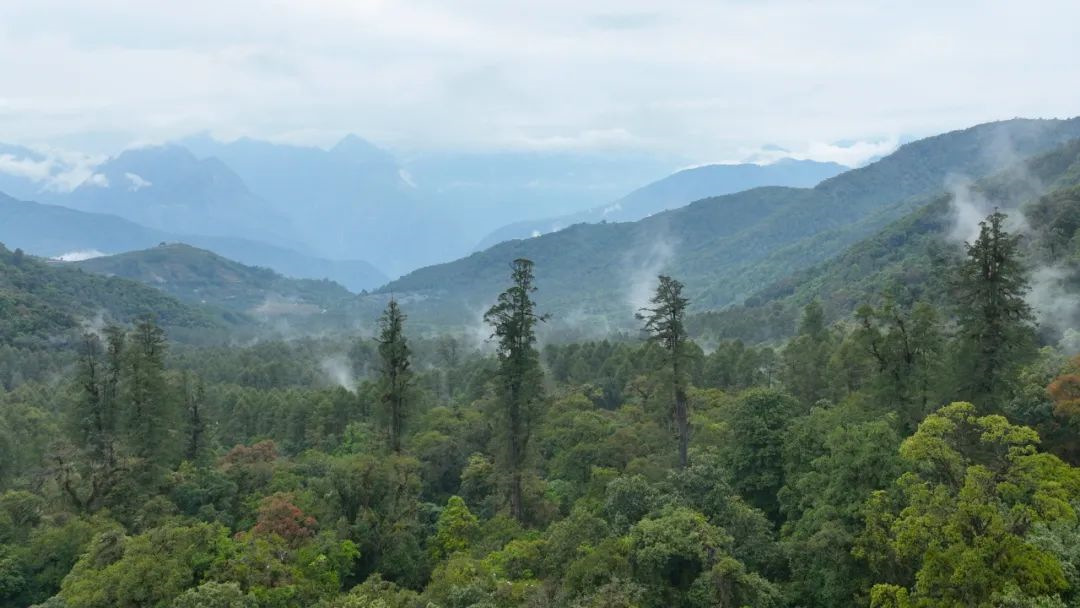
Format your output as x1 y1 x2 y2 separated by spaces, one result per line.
369 118 1080 331
475 158 848 249
0 193 387 291
0 133 849 284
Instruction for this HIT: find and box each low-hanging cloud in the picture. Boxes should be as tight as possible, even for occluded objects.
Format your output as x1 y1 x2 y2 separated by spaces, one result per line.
624 235 676 315
945 174 993 244
1029 265 1080 348
319 354 357 393
54 249 107 262
0 147 104 193
0 154 53 181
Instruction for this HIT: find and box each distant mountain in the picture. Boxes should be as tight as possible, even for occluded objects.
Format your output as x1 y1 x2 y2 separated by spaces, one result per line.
0 193 388 291
476 158 848 249
181 134 685 275
50 144 300 249
402 149 684 232
0 242 228 349
371 118 1080 329
72 244 362 320
180 134 450 276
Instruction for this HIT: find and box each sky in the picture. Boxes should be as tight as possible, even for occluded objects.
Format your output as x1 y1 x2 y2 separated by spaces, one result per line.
1 0 1079 165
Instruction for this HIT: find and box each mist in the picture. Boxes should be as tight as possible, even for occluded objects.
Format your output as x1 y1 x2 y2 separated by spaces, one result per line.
624 236 676 315
319 354 358 393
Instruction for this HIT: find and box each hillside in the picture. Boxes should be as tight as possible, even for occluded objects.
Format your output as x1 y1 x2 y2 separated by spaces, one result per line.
0 193 387 291
73 244 362 319
374 118 1080 329
476 158 848 249
0 243 228 348
691 138 1080 344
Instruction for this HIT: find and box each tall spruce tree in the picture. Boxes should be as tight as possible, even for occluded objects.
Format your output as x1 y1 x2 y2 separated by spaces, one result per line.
484 258 547 522
637 275 692 468
377 299 412 453
123 317 174 476
59 331 123 512
953 210 1035 407
181 372 207 463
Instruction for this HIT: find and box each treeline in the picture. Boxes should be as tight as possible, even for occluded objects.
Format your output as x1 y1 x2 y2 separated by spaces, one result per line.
0 210 1079 607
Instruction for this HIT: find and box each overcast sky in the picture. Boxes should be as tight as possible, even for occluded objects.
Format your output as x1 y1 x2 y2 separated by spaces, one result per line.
1 0 1078 164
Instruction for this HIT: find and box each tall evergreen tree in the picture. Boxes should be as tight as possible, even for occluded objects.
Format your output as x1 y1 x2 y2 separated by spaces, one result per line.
436 335 460 403
953 210 1035 406
484 258 547 522
181 372 207 463
637 275 692 468
782 301 834 405
123 317 174 475
58 331 124 512
377 299 412 453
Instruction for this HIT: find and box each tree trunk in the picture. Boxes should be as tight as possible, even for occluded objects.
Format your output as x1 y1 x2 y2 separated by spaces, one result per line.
509 471 524 522
675 385 689 468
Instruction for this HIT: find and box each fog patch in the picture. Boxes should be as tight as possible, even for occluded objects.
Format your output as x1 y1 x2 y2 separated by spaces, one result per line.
54 249 107 262
624 237 675 314
320 354 357 393
80 310 109 340
945 175 993 244
250 295 320 318
1028 265 1080 345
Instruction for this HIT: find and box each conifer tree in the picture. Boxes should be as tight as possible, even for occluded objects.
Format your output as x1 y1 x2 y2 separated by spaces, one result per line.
953 210 1035 406
58 331 124 512
637 275 692 468
123 317 174 475
484 258 546 521
377 299 412 453
182 372 207 463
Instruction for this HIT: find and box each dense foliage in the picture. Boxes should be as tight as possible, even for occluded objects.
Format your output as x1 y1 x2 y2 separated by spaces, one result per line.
6 125 1080 606
3 194 1080 608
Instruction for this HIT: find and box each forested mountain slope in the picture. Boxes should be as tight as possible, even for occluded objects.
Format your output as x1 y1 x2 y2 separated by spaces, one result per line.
73 244 363 319
476 158 848 249
0 243 229 348
376 118 1080 328
0 193 387 291
691 138 1080 344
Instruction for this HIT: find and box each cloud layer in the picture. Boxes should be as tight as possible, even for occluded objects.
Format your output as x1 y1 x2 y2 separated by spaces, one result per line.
1 1 1078 161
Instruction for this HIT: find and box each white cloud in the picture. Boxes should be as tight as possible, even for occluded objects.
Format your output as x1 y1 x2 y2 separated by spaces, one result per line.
397 168 417 188
0 153 53 180
124 171 151 190
0 1 1077 163
0 146 104 191
85 173 109 187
